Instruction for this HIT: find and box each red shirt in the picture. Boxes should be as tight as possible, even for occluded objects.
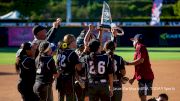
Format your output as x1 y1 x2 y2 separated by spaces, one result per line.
133 43 154 80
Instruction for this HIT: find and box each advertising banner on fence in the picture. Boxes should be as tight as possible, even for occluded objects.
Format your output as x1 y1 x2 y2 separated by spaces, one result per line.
8 27 33 46
150 0 163 26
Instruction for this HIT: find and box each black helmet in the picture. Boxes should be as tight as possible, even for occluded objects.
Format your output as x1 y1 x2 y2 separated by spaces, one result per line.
76 37 84 48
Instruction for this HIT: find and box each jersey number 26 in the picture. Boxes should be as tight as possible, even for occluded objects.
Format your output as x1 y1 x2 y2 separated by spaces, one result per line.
89 61 105 74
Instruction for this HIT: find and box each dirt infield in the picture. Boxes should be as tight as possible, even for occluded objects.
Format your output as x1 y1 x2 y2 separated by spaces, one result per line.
0 60 179 101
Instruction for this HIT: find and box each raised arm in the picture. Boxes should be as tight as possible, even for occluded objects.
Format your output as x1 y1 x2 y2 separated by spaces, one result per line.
46 18 61 42
84 24 94 46
97 26 103 51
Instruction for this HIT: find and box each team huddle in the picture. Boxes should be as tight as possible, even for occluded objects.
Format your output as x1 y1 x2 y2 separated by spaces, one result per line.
15 18 154 101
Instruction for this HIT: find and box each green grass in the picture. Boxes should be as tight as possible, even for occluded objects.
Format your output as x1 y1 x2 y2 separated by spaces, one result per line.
0 52 16 65
115 51 180 61
115 47 180 61
0 47 180 65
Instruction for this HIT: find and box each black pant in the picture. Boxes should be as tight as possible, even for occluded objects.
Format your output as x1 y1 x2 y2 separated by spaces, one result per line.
88 83 110 101
74 82 88 101
138 79 153 96
18 82 38 101
33 82 53 101
57 75 75 101
111 81 122 101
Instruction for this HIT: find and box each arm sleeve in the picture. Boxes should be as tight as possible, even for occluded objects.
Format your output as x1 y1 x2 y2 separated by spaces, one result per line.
46 27 57 43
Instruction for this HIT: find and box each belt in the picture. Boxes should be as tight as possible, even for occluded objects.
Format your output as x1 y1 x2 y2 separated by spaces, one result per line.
113 80 120 82
81 77 86 80
89 79 107 84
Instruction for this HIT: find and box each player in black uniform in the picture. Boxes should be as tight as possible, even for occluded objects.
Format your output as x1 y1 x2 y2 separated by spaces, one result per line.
104 40 127 101
81 39 114 101
56 34 81 101
74 36 91 101
33 41 59 101
15 42 38 101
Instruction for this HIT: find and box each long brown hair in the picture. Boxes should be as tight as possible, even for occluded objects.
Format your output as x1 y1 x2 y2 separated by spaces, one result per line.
15 42 32 73
36 41 51 68
104 41 116 73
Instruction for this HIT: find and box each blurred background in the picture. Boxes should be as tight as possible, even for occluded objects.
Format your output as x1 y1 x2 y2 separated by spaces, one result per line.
0 0 180 47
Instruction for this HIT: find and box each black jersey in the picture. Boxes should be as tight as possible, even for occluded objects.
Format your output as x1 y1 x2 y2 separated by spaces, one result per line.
18 55 36 85
82 54 113 82
113 54 125 79
35 55 57 84
57 49 80 76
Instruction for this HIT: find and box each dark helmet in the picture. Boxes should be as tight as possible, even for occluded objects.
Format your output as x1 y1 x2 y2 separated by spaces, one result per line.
50 43 57 52
88 39 100 52
76 37 84 48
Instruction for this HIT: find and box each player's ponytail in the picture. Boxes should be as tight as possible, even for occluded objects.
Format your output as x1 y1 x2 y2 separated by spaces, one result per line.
90 52 98 74
104 41 116 73
36 41 51 68
63 34 76 48
57 41 68 51
106 50 115 73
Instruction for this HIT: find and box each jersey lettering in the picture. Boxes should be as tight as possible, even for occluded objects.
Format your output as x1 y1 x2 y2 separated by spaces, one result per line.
60 54 66 67
114 60 117 72
89 61 105 74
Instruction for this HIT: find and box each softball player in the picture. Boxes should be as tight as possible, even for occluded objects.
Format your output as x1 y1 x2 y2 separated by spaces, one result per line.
15 42 38 101
104 40 126 101
56 34 81 101
81 39 113 101
33 41 59 101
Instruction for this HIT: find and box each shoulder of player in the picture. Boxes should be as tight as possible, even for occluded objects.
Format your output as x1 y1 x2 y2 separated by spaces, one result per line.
114 54 124 60
96 54 110 60
63 49 76 56
21 56 34 62
137 43 146 49
41 56 54 62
